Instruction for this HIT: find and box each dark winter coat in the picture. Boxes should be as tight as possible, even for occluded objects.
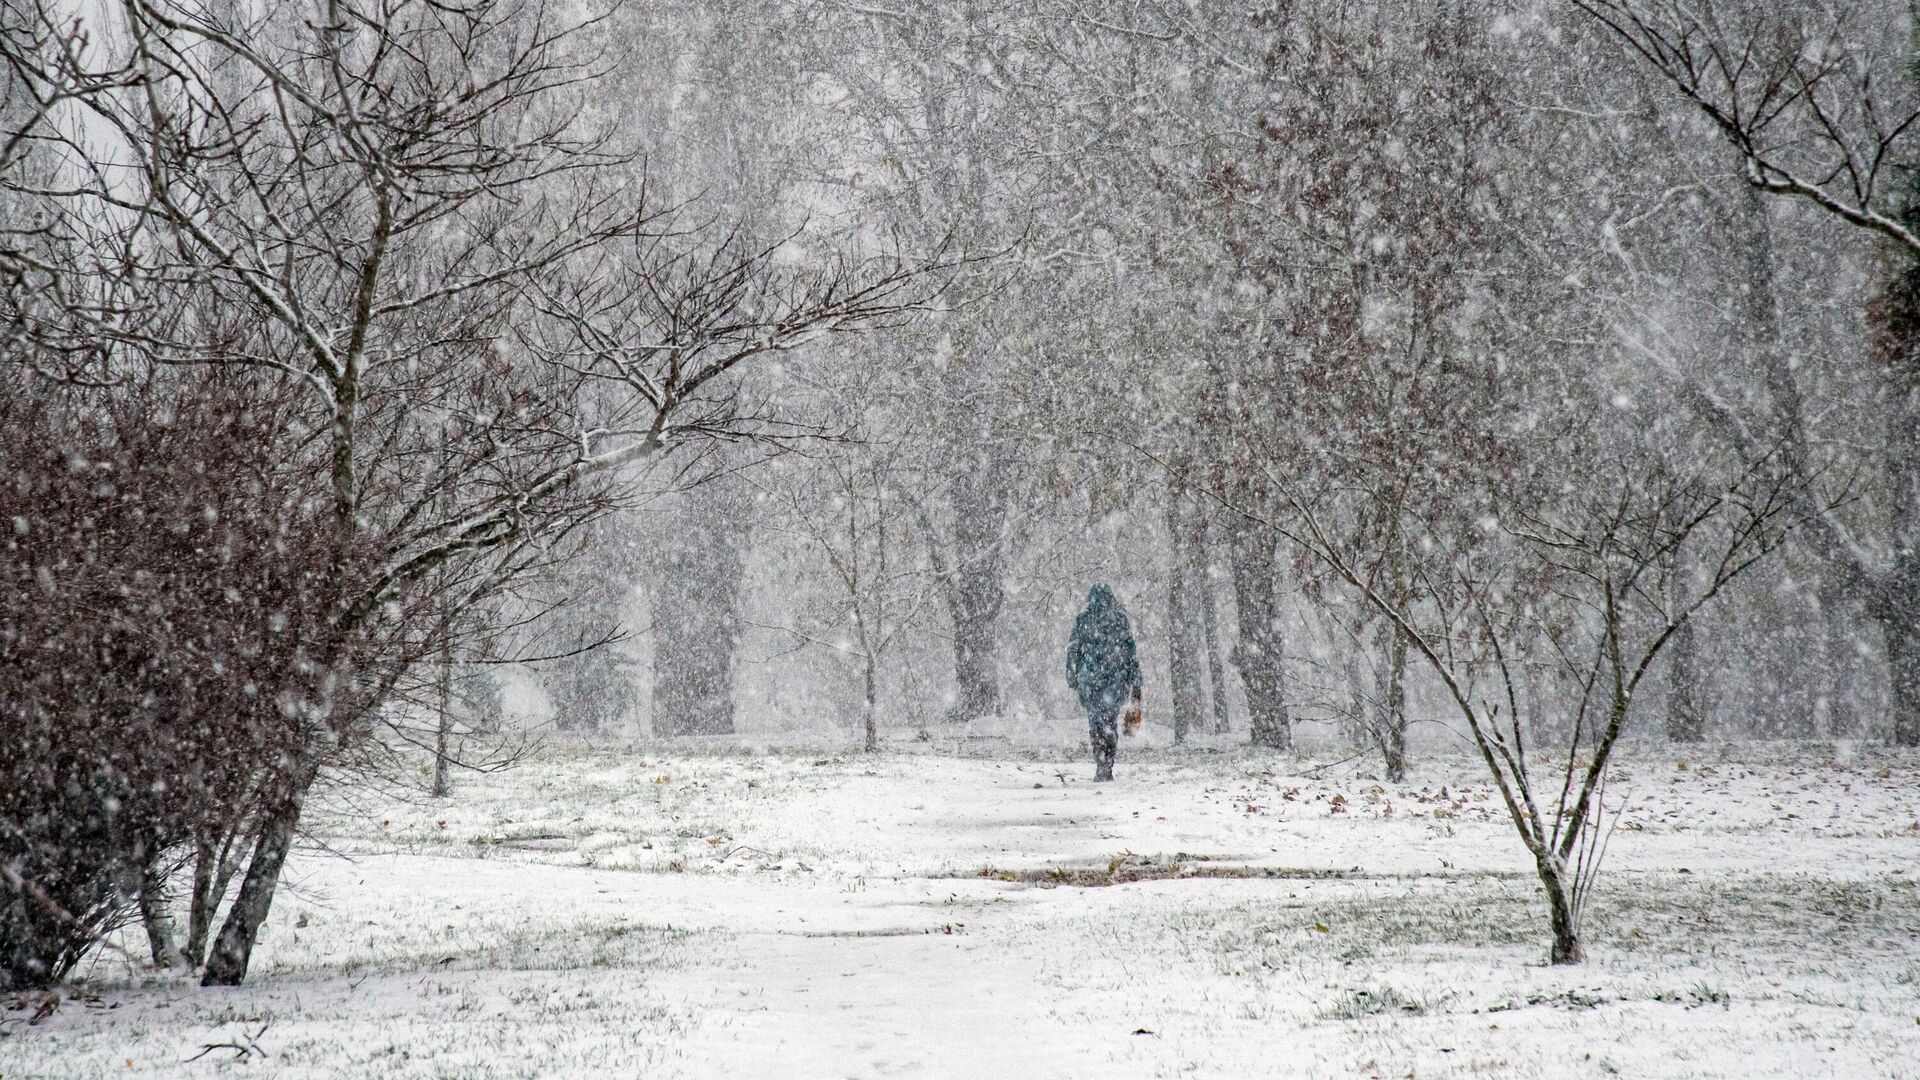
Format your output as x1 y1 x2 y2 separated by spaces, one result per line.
1066 584 1141 714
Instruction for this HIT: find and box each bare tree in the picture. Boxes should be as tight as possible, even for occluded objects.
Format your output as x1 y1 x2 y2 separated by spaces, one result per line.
749 429 941 752
1261 452 1810 962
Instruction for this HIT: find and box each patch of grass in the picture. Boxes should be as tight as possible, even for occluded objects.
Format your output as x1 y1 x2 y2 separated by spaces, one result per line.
1204 871 1920 966
1585 872 1920 959
1320 984 1456 1020
254 917 685 982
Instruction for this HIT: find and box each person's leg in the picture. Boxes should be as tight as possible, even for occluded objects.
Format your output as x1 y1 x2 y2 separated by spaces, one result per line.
1090 706 1118 781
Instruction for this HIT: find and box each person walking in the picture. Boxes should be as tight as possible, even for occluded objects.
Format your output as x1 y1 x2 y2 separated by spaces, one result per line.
1065 584 1142 782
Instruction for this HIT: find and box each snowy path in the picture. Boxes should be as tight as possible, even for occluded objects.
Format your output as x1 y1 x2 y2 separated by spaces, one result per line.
5 746 1917 1078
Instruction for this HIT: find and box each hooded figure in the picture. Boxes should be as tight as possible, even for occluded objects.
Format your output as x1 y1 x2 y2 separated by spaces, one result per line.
1066 584 1142 781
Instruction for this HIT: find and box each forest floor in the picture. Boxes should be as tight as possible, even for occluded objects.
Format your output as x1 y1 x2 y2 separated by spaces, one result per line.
5 738 1918 1078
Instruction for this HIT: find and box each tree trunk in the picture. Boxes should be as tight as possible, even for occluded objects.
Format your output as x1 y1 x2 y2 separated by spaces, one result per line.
1199 535 1232 734
431 635 452 797
1536 856 1584 965
184 836 216 968
1666 614 1705 743
1665 530 1706 743
1725 177 1920 745
136 861 180 969
1881 572 1920 747
944 462 1007 724
1886 462 1920 750
201 769 313 987
652 494 744 737
1790 584 1826 740
1869 223 1920 746
184 829 242 968
915 492 1004 726
1375 530 1412 781
1166 490 1206 745
1735 187 1817 739
1817 580 1865 738
852 600 881 754
924 275 1013 724
1742 179 1920 746
862 649 879 753
1342 644 1370 749
949 597 1001 722
1381 619 1408 783
1226 519 1290 749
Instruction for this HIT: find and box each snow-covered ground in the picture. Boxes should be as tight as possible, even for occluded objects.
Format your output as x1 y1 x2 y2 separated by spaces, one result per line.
6 741 1917 1078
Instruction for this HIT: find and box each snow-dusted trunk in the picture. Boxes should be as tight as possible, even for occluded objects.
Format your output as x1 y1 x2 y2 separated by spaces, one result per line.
850 589 881 754
1537 856 1584 965
183 835 225 968
1226 520 1290 749
1877 433 1920 750
1374 531 1411 780
1734 189 1819 739
944 458 1007 724
1871 231 1920 747
915 41 1010 727
1882 589 1920 746
1884 606 1920 747
1666 616 1705 743
949 596 1001 723
431 636 453 797
1166 490 1206 744
1664 537 1705 743
1816 581 1865 738
1735 184 1919 743
200 763 313 987
1380 619 1408 782
1884 48 1920 749
135 862 180 970
861 649 879 754
1199 533 1232 734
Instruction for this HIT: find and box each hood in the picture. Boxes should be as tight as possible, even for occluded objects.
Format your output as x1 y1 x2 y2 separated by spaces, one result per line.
1084 584 1117 613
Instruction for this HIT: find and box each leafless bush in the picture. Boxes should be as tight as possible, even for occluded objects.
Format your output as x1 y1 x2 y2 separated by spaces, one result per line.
1272 451 1812 963
0 365 342 989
